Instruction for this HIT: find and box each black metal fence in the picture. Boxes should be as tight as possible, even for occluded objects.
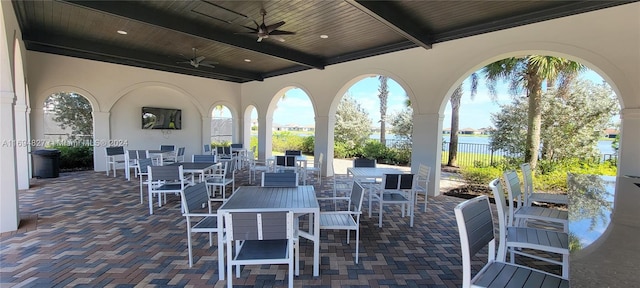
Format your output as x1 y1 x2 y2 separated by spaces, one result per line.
441 141 617 167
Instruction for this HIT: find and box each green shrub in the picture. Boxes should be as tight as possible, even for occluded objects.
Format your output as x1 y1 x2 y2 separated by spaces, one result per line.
361 140 388 160
460 165 503 187
301 136 314 154
48 144 93 171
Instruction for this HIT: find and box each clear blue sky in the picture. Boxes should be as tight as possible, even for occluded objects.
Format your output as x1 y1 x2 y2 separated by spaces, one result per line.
227 69 612 129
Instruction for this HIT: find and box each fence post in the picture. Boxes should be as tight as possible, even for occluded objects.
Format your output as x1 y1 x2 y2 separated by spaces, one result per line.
490 149 494 166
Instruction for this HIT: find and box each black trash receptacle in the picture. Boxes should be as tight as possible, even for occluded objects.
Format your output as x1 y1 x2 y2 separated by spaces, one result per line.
32 149 61 178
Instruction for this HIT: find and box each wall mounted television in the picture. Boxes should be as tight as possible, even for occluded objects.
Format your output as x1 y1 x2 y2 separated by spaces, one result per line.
142 107 182 129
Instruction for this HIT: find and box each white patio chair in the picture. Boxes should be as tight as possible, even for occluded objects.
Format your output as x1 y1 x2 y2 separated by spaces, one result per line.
204 158 235 204
105 146 125 177
179 182 223 267
504 170 568 232
124 149 140 181
318 181 365 263
490 178 570 279
521 163 568 205
247 151 271 184
414 163 431 212
305 152 323 185
370 173 415 227
147 165 188 215
454 195 569 288
223 211 296 288
136 158 155 204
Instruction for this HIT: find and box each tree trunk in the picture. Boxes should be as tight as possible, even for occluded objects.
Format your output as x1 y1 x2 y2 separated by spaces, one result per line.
525 70 543 170
378 76 389 146
448 86 462 167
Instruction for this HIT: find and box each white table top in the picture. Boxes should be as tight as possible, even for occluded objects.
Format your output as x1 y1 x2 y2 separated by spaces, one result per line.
218 185 318 211
347 167 406 178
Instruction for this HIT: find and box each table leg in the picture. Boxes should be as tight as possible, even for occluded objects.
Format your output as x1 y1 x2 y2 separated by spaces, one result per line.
313 209 319 277
217 215 225 280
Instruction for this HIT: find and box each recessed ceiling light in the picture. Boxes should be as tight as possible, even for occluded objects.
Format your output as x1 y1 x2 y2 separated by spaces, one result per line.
320 35 328 39
244 59 252 62
117 30 128 35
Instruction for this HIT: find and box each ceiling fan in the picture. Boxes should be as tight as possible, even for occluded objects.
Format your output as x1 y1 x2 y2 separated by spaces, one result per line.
239 8 295 42
195 2 295 42
177 48 218 68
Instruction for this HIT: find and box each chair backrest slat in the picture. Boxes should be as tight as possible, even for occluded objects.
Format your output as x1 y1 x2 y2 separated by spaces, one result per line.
262 172 298 187
227 211 291 241
160 145 175 152
138 158 153 174
349 182 365 213
284 150 301 156
353 158 376 168
455 195 495 257
503 170 524 215
192 154 216 163
203 144 211 154
230 143 243 149
150 165 182 181
182 183 209 214
137 150 149 159
383 174 414 190
127 150 138 160
106 146 125 156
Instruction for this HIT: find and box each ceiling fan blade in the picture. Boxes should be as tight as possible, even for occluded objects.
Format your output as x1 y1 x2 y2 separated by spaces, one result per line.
270 30 295 36
270 35 286 42
199 63 216 69
257 37 263 42
176 61 190 65
201 60 218 65
265 21 286 33
195 56 206 63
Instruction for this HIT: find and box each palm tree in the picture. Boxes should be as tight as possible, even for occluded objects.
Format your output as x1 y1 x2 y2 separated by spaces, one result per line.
377 75 389 145
447 74 478 167
483 56 584 169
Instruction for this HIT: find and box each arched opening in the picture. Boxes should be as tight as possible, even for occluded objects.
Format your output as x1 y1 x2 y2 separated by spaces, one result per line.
210 105 232 145
332 75 412 172
42 91 94 171
270 87 315 155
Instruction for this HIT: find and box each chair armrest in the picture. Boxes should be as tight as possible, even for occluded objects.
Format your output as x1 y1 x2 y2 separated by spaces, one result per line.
183 213 218 218
317 196 350 202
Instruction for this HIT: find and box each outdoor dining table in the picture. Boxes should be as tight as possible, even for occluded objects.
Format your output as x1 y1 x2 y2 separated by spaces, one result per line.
167 161 220 183
216 185 320 280
347 167 407 182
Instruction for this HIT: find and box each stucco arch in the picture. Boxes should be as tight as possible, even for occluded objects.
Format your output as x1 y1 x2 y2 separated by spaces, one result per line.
329 70 415 117
112 81 205 117
437 43 630 113
266 84 317 120
36 86 100 112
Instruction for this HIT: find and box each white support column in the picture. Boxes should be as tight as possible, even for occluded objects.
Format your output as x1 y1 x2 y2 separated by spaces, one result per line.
0 91 19 233
92 111 110 171
202 115 211 153
243 108 252 152
614 108 640 228
411 112 444 196
257 113 272 162
314 115 333 176
14 103 30 189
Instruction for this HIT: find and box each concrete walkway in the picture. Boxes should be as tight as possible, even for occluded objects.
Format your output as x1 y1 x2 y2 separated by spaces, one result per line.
330 158 465 194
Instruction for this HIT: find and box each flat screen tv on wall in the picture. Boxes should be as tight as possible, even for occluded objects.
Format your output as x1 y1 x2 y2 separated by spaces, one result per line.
142 107 182 129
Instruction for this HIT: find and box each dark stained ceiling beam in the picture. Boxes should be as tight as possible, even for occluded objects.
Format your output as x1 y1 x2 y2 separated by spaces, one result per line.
62 0 325 70
347 0 432 50
23 32 263 82
432 1 638 43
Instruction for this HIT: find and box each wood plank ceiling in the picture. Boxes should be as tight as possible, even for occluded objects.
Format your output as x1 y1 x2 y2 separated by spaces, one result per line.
11 0 635 83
